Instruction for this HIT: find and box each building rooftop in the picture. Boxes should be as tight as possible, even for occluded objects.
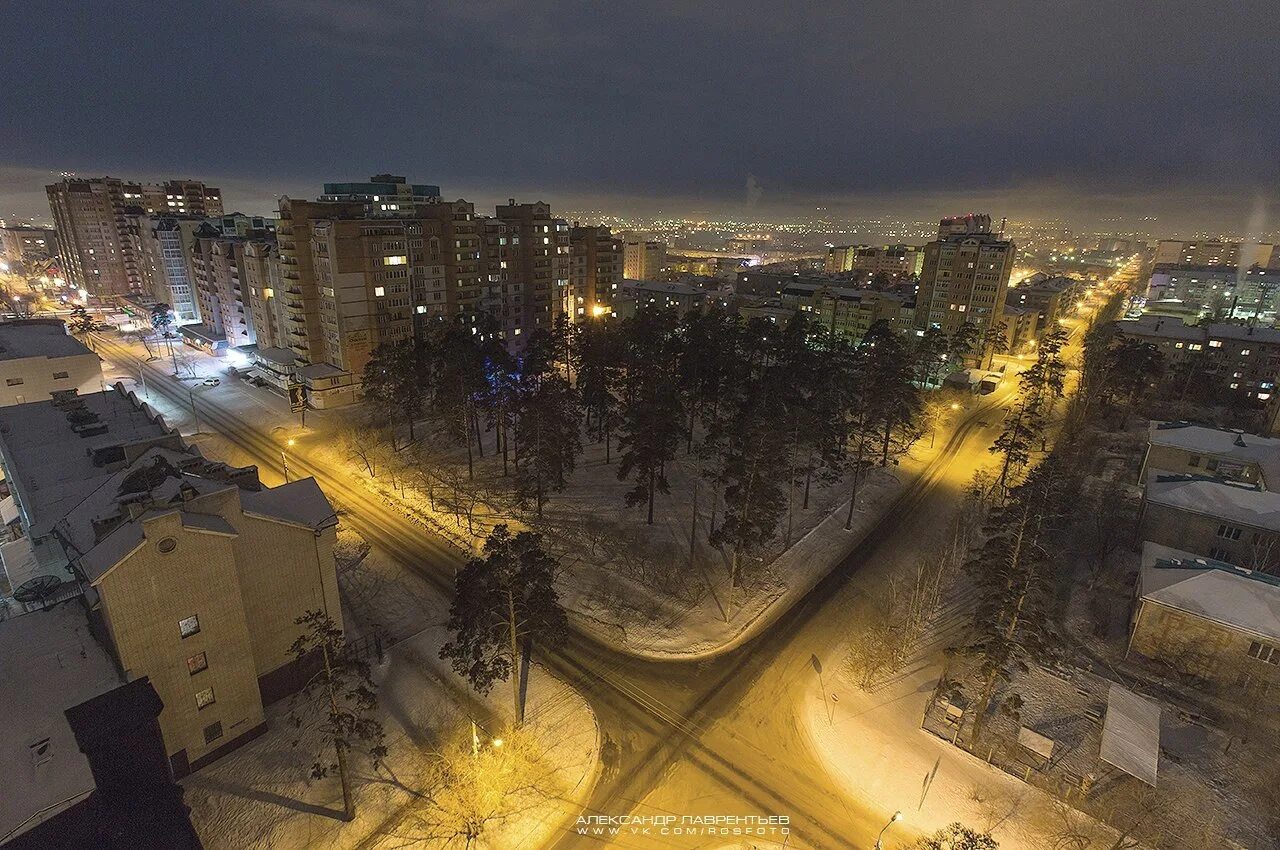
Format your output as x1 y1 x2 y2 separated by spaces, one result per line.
1205 322 1280 344
0 320 91 361
0 602 122 841
296 362 349 380
1115 316 1207 341
1145 472 1280 531
1140 541 1280 642
240 478 338 532
780 282 907 304
0 389 187 538
253 346 298 367
621 278 708 297
1148 422 1280 487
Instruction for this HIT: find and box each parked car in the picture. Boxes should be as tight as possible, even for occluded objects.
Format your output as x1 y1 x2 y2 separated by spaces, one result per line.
202 377 221 387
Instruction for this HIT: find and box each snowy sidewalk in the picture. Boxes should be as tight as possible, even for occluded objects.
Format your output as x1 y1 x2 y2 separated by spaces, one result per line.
801 650 1117 849
184 541 602 850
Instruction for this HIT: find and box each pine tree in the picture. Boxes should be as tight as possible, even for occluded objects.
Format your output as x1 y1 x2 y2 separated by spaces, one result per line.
952 462 1070 741
572 319 620 456
440 525 568 723
362 339 427 443
513 372 581 516
862 320 922 466
991 327 1068 493
947 321 982 367
286 610 387 822
616 309 684 524
709 318 790 589
914 325 949 387
981 320 1009 369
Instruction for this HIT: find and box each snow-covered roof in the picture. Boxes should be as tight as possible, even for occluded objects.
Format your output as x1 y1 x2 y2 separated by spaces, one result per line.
296 362 348 379
253 346 298 367
621 278 708 297
1140 541 1280 641
0 389 185 537
239 478 337 531
1 535 42 591
1144 473 1280 531
1100 684 1161 787
1206 322 1280 344
1115 316 1204 341
0 320 91 361
1148 422 1280 487
52 446 232 559
0 603 122 841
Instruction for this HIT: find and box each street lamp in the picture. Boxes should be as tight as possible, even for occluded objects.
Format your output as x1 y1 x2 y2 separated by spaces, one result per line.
281 438 296 482
874 811 903 849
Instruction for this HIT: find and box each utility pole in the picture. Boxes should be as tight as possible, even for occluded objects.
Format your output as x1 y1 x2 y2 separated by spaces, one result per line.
188 388 201 434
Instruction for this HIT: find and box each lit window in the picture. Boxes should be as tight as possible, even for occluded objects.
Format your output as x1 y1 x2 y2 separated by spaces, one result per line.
1209 340 1222 348
1242 349 1251 355
179 615 200 638
263 287 274 299
382 255 407 266
187 652 208 675
374 287 385 297
195 687 216 710
1188 343 1203 351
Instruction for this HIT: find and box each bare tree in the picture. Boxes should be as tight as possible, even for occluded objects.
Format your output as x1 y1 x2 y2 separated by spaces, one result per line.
340 424 389 478
391 727 562 849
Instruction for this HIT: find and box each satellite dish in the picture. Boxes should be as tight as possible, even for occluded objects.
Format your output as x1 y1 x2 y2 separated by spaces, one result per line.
13 574 62 604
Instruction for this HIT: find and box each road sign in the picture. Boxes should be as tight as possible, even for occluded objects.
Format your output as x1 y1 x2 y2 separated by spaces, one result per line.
288 383 306 411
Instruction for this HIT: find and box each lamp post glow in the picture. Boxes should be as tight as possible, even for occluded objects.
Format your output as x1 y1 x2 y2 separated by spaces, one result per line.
874 811 903 848
282 437 296 482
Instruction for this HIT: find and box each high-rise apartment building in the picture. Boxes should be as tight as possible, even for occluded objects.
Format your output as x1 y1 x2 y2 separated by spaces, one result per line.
243 240 287 350
46 177 222 297
276 177 569 396
826 245 858 273
853 244 925 279
491 199 571 336
191 235 255 349
915 214 1016 337
568 225 624 319
1153 240 1277 268
624 239 666 280
141 181 224 219
0 225 56 265
134 216 207 322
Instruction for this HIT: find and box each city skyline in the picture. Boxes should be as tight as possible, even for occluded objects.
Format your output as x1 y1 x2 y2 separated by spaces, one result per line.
2 2 1278 233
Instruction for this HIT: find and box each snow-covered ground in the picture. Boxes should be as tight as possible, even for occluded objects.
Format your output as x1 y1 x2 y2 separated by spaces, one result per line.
183 536 601 850
801 652 1123 850
92 328 963 662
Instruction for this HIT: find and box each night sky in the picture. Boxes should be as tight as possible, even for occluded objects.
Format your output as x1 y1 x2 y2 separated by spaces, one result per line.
2 1 1278 230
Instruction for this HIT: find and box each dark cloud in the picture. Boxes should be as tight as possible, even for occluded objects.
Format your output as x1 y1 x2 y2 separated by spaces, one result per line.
2 1 1277 229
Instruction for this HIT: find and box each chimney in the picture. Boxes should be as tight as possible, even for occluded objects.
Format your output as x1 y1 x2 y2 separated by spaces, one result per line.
61 678 203 849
